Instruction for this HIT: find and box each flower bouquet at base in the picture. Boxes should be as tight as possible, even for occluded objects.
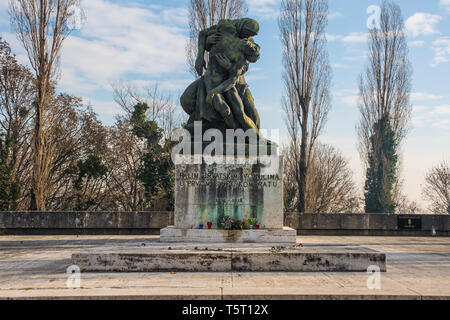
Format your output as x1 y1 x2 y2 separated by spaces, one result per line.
219 216 233 230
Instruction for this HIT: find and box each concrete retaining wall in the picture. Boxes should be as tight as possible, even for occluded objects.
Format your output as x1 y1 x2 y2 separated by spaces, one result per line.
0 211 173 235
285 213 450 236
0 211 448 236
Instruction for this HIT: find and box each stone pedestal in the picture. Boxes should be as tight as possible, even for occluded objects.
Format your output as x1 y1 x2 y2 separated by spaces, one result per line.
174 156 284 229
161 155 295 244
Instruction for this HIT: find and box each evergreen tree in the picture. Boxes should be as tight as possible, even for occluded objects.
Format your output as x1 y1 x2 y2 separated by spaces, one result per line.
364 115 398 213
131 103 174 210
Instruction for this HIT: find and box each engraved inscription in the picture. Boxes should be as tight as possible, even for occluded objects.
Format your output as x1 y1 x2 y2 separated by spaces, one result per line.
177 169 281 189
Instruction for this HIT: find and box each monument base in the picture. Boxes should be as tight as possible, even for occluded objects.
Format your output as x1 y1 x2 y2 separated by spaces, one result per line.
174 155 285 230
160 226 297 244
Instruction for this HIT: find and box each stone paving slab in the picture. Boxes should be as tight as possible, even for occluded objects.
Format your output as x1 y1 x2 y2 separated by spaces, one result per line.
0 235 449 299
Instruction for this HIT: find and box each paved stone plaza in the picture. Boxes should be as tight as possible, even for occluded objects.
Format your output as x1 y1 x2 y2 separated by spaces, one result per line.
0 235 449 300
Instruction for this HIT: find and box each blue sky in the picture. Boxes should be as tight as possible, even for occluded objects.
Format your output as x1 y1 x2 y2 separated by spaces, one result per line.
1 0 449 208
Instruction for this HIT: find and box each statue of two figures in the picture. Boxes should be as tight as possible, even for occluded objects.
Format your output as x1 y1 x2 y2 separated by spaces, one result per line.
180 18 268 149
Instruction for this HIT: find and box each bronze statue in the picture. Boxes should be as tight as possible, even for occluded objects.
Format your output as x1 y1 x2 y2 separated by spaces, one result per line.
180 18 262 137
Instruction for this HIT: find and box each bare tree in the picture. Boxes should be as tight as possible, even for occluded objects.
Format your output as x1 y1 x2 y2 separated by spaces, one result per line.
306 144 360 213
9 0 83 210
283 142 360 213
186 0 248 76
0 38 35 209
103 118 147 211
44 94 109 210
422 161 449 215
279 0 331 213
396 195 423 215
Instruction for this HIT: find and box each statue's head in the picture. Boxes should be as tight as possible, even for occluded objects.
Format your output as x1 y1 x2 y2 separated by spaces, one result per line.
237 18 259 39
242 39 260 63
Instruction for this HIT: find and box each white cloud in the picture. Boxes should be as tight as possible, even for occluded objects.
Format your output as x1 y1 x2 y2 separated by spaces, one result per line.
332 63 347 69
334 89 359 107
328 11 343 20
160 7 190 25
2 0 190 120
343 54 366 62
411 92 444 101
431 37 450 66
341 33 367 44
248 0 279 19
433 105 450 115
159 79 192 92
121 78 192 93
405 13 442 37
57 0 189 93
409 40 425 48
412 105 427 113
432 119 450 130
412 103 450 131
84 98 124 116
326 32 367 44
245 67 267 82
441 0 450 13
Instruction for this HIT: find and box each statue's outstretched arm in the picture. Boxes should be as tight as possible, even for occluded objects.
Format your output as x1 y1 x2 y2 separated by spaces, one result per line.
195 30 207 76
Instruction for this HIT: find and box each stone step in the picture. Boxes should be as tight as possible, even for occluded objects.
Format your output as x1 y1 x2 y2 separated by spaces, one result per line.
72 247 386 272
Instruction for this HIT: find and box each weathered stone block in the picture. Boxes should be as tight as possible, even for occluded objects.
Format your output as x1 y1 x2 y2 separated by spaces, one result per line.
231 251 386 272
72 252 232 272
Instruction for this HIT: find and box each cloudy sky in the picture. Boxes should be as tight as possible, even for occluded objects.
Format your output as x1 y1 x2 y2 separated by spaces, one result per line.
1 0 449 209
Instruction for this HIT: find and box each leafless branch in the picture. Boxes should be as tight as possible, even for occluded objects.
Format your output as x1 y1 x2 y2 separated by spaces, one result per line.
279 0 331 212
